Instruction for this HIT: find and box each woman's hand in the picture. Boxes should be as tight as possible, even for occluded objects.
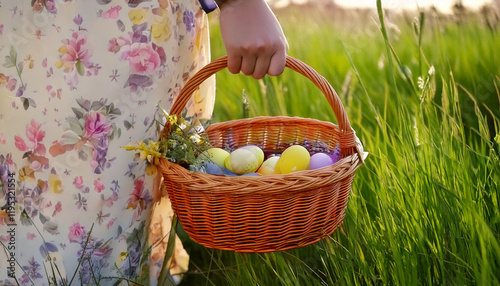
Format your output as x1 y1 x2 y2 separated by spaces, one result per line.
218 0 288 79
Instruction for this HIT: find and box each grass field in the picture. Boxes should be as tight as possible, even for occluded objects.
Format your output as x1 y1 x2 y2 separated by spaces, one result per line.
178 2 500 285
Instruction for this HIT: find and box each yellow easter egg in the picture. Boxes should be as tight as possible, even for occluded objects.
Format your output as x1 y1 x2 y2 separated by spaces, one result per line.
224 155 233 172
225 148 259 174
199 148 230 168
277 145 310 174
274 160 281 174
241 145 264 166
257 165 275 176
261 156 280 169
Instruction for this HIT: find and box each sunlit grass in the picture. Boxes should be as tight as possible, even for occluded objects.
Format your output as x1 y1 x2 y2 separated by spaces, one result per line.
178 2 500 285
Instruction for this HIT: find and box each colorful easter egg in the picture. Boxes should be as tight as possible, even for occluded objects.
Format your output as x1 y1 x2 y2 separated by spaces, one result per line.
261 156 280 169
257 165 275 176
198 148 230 168
221 167 238 176
277 145 310 174
274 161 282 174
256 156 280 175
241 172 260 177
225 148 260 174
203 162 224 175
240 145 265 166
308 153 334 170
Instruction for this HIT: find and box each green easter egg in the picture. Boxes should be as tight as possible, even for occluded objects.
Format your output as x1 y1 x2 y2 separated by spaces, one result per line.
199 148 230 168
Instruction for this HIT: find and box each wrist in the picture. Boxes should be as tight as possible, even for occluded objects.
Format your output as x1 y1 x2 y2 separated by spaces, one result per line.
215 0 228 9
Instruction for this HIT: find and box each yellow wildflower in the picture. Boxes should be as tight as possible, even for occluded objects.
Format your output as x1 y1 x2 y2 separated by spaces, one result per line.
190 133 202 144
168 114 178 125
121 140 162 161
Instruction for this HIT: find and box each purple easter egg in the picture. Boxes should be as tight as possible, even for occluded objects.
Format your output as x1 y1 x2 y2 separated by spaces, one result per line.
308 153 334 170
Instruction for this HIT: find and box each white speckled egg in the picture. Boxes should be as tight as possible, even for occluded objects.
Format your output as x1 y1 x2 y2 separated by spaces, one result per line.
225 148 260 174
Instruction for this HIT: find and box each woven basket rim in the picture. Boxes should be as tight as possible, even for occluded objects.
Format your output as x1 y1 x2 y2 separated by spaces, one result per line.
158 152 363 194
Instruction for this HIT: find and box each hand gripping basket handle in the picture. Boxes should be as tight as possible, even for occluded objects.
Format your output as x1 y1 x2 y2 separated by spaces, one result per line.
169 56 359 152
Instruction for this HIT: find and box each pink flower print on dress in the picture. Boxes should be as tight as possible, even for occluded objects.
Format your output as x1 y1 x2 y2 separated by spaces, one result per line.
0 73 17 91
106 217 116 229
94 178 105 193
119 42 161 74
14 119 46 156
68 222 87 243
126 176 152 221
83 111 111 142
56 31 94 89
102 6 122 19
108 36 132 53
53 201 62 216
73 176 84 189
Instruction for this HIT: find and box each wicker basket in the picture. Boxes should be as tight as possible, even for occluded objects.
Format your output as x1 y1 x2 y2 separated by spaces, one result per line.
158 56 367 253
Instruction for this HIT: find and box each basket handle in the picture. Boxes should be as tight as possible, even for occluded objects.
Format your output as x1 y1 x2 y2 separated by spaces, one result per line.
169 56 359 151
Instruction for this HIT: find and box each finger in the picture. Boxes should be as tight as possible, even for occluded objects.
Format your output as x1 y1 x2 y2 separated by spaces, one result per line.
227 53 242 74
252 55 271 80
240 54 257 76
267 48 286 77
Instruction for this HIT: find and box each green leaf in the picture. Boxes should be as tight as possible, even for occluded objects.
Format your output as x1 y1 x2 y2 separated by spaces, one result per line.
90 101 103 111
28 98 36 108
23 98 29 110
72 107 85 119
17 62 24 74
124 120 133 130
158 215 178 286
9 47 17 65
3 57 15 68
76 60 85 76
68 117 84 134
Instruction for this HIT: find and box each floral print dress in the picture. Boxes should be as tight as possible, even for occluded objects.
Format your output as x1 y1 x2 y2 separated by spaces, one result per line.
0 0 214 285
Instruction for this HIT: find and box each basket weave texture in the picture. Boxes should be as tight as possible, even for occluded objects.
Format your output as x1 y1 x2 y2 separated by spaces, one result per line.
158 56 366 253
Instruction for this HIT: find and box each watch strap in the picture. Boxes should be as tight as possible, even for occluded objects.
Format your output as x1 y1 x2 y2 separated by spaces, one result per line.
198 0 218 13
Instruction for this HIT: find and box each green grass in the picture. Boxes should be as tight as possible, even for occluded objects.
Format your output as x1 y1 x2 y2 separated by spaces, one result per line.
178 2 500 285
